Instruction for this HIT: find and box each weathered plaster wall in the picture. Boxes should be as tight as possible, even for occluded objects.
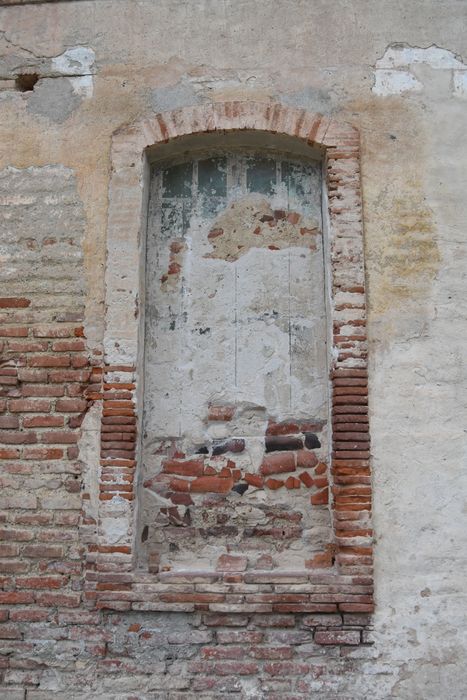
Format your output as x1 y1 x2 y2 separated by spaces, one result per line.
140 153 331 572
1 1 467 697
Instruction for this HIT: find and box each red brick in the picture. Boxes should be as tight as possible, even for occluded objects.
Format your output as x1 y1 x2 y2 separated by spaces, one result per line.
314 629 360 645
71 355 88 368
311 488 329 505
207 404 235 421
0 431 37 444
299 471 314 488
333 377 368 387
23 415 64 428
163 458 204 477
216 554 248 572
0 543 19 557
22 545 64 558
0 416 19 429
33 325 75 338
101 416 136 425
334 450 370 460
285 476 301 489
15 513 52 525
9 609 50 622
305 551 333 568
203 613 249 627
0 560 29 573
0 298 30 308
0 448 20 459
9 399 51 413
49 370 90 383
265 478 284 490
28 354 70 367
201 646 245 660
260 453 295 476
16 576 65 589
338 599 374 612
332 369 368 379
23 447 63 460
216 631 263 644
266 420 300 435
333 404 368 414
0 327 28 337
263 661 310 676
244 473 263 488
55 399 87 412
251 646 293 660
0 528 34 541
0 591 34 604
334 386 367 396
0 623 22 639
191 476 233 493
52 340 85 352
296 450 318 468
189 660 258 676
22 384 65 397
35 592 81 607
39 430 78 444
17 368 48 383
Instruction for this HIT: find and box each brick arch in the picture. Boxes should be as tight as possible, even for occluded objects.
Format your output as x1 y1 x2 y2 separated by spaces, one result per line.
120 101 354 151
92 101 372 620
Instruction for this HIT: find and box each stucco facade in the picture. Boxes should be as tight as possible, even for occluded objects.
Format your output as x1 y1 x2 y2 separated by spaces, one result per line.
0 1 466 697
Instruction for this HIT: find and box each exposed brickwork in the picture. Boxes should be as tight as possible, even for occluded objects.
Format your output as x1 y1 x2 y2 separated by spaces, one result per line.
0 103 372 693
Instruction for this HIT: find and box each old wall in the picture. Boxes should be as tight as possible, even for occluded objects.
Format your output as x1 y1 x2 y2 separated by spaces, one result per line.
0 1 466 698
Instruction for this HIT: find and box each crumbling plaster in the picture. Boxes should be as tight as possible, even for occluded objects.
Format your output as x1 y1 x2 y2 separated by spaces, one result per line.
1 0 467 696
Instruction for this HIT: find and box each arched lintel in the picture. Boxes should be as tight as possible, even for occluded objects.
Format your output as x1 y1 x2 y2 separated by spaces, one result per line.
111 101 359 163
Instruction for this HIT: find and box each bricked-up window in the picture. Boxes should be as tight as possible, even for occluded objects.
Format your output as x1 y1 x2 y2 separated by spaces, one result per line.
99 105 372 623
139 150 334 572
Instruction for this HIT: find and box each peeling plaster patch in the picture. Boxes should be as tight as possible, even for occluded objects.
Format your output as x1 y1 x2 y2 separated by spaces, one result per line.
205 194 319 262
27 77 81 122
373 70 422 97
52 46 95 97
378 44 465 70
453 70 467 97
373 43 467 97
150 82 205 113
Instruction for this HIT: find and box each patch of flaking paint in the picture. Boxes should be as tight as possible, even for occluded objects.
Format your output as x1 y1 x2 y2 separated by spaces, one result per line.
373 43 467 97
160 239 186 290
204 194 320 262
52 47 95 98
373 70 423 97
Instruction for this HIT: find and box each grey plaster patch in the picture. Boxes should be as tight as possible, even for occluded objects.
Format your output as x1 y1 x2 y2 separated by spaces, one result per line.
279 85 334 114
149 81 205 113
26 77 81 122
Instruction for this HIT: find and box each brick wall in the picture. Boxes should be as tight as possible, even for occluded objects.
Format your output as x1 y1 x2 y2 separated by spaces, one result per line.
0 105 374 697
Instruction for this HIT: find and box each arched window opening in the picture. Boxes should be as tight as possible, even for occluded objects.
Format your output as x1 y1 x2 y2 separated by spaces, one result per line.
139 148 333 572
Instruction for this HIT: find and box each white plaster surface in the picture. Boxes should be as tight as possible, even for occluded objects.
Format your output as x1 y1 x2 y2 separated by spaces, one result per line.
373 43 467 96
52 46 95 97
